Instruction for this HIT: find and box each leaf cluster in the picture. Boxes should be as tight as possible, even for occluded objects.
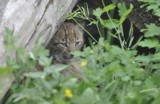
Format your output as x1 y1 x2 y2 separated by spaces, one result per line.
1 1 160 104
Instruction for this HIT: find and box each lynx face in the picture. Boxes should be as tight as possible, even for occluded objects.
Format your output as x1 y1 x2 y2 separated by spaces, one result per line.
49 23 84 63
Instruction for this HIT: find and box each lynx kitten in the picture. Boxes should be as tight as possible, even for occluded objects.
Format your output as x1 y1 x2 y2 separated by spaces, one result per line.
47 22 84 77
48 22 84 63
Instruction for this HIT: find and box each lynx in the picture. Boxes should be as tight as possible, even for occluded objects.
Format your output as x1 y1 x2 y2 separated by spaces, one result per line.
47 22 84 77
48 22 84 64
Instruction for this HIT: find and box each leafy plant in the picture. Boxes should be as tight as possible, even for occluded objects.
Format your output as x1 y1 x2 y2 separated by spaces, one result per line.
139 0 160 17
2 1 160 104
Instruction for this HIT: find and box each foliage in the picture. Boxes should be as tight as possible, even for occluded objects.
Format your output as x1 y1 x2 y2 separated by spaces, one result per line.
1 1 160 104
139 0 160 17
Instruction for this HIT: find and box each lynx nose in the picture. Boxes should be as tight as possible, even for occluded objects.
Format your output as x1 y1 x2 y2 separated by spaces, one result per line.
63 52 73 59
70 54 74 58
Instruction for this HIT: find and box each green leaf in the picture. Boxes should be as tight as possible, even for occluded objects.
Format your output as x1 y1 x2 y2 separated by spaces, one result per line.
4 28 15 50
93 8 103 18
54 98 68 104
138 0 156 3
102 4 116 13
135 55 152 63
71 51 84 57
121 75 130 82
98 37 105 46
66 9 81 19
138 38 159 48
29 52 36 60
102 19 119 29
44 64 67 73
34 36 49 58
0 66 12 75
118 3 127 17
24 72 47 79
119 4 133 24
127 91 136 99
142 24 160 37
80 88 101 104
154 8 160 17
152 52 160 61
38 56 52 66
63 78 77 87
5 27 14 36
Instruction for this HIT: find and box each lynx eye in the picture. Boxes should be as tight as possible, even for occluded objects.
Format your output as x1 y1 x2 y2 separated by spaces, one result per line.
59 43 68 48
75 41 81 46
59 39 68 48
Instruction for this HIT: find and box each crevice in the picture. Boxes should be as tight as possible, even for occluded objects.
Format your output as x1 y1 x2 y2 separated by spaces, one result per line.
25 0 53 48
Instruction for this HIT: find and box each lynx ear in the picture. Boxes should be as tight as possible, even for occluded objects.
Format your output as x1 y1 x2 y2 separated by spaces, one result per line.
75 22 85 33
78 22 85 27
